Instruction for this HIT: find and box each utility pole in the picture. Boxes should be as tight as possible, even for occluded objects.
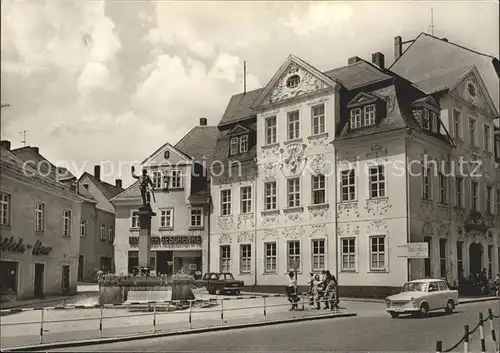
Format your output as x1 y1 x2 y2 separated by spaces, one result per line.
429 8 435 35
243 61 247 95
18 130 28 146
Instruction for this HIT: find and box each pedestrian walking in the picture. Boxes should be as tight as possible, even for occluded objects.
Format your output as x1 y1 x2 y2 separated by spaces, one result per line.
285 271 299 310
326 274 340 311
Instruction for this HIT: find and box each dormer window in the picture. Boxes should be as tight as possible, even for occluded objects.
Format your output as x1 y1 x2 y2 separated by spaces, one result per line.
421 108 439 133
422 109 430 130
349 104 376 129
230 135 249 156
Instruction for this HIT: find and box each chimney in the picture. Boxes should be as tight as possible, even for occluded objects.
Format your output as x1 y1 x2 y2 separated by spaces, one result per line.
200 117 207 126
32 147 39 154
371 52 385 69
394 36 402 61
348 56 362 65
0 140 11 151
94 165 101 180
115 179 122 189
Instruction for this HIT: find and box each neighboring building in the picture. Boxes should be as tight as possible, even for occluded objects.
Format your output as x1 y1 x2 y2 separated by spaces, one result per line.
391 33 500 285
77 166 124 280
112 118 218 277
0 141 82 300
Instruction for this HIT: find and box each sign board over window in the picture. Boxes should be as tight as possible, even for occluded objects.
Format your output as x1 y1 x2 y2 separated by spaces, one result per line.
407 242 429 259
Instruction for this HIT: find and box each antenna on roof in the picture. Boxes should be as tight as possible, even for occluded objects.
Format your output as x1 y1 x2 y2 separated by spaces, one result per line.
243 61 247 95
428 8 436 35
18 130 28 146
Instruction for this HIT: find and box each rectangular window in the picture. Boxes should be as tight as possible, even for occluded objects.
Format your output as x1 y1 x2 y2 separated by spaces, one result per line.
287 241 300 272
350 108 362 129
341 169 355 201
484 125 490 151
497 189 500 215
0 193 11 226
264 242 277 273
439 238 447 278
221 190 232 216
341 238 356 271
469 118 476 146
312 239 325 271
62 210 72 237
422 168 431 200
364 104 376 126
170 170 183 189
422 109 430 130
240 244 251 273
160 209 173 228
131 214 139 229
152 171 162 188
264 182 277 210
486 186 492 214
100 224 106 240
80 221 86 237
287 111 300 140
35 202 45 232
439 173 447 204
220 245 231 272
230 137 239 155
311 174 326 205
265 116 277 145
108 226 114 242
488 245 493 278
287 178 301 208
190 207 203 228
240 186 252 214
457 241 464 276
431 111 438 133
311 104 325 135
0 260 18 294
424 237 432 277
455 178 463 207
239 135 248 153
369 165 385 198
370 236 386 271
471 181 478 212
453 109 461 138
496 138 500 160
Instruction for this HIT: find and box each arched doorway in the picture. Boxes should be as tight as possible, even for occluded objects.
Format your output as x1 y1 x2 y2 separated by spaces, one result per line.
469 242 483 278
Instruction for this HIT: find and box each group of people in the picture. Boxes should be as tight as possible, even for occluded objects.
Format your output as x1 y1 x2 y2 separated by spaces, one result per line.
285 270 339 311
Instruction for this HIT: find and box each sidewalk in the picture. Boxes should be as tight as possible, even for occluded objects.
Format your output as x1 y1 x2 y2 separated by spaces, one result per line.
0 298 356 349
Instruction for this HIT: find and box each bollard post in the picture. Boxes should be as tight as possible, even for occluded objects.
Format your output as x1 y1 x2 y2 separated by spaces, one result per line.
464 325 469 353
488 309 498 353
39 308 44 344
99 305 103 339
189 300 192 329
479 313 486 353
436 340 442 353
152 304 157 333
263 297 267 321
220 298 224 326
301 293 305 317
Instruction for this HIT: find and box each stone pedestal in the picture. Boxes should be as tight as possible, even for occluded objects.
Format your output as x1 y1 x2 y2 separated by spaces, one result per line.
133 205 156 268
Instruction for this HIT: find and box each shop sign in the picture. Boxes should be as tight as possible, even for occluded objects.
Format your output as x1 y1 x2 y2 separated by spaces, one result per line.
129 235 202 247
0 236 52 256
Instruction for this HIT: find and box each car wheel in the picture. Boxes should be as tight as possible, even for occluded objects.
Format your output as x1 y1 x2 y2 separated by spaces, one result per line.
215 288 222 295
445 300 455 314
419 302 429 317
390 312 399 319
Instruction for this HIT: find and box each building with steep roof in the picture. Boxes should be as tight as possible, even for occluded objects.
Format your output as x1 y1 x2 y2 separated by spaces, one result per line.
0 141 82 301
111 118 218 276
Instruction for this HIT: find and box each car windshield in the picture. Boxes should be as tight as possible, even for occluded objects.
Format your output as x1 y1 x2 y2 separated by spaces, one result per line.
223 273 234 280
402 282 427 292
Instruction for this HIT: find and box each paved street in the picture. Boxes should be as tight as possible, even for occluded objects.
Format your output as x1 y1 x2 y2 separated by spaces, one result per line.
46 300 500 352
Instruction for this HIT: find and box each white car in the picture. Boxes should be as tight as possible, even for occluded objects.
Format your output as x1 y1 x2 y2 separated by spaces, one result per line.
385 279 459 318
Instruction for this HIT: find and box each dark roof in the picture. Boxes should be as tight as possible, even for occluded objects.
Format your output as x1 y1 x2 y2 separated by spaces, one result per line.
218 60 393 127
80 172 124 200
110 180 140 201
175 125 219 166
412 66 472 94
11 146 76 181
390 32 499 113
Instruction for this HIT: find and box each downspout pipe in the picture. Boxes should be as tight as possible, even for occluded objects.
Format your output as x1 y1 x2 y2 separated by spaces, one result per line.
405 129 414 281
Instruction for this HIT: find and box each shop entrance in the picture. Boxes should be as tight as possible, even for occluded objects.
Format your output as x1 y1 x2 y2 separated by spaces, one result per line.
0 261 18 295
34 263 44 298
469 242 483 278
156 251 173 276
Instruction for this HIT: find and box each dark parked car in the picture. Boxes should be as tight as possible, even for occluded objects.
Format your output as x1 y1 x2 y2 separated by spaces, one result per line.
196 272 244 295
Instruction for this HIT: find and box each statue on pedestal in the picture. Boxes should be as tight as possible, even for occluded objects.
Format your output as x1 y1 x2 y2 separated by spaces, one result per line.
131 166 155 207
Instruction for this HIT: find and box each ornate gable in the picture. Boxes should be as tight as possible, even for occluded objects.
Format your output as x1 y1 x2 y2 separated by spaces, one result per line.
229 124 250 136
450 67 497 116
252 55 337 109
141 143 191 167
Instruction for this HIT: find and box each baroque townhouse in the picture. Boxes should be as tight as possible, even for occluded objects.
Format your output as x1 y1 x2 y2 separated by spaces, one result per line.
392 33 500 285
112 119 218 277
0 142 82 301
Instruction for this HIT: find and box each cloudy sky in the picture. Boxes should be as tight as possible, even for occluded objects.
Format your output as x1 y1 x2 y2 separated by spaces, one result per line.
1 0 498 187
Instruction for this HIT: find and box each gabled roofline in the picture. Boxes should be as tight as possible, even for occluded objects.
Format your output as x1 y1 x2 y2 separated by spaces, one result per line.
251 54 339 109
109 180 140 202
141 141 192 165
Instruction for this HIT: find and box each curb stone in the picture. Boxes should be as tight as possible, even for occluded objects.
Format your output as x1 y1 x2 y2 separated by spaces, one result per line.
1 312 357 352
